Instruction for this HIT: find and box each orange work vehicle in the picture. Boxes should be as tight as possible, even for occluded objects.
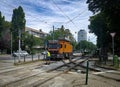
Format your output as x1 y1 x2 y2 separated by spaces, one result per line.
47 38 73 59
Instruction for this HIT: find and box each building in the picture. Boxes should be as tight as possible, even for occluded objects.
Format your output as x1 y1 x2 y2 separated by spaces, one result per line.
25 27 48 38
78 30 87 42
25 27 48 50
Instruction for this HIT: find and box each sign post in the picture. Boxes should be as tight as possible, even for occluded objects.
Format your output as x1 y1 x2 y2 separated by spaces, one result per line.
110 32 116 65
85 60 89 85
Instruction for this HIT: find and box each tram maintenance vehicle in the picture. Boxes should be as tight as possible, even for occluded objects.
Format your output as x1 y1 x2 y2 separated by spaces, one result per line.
47 38 73 59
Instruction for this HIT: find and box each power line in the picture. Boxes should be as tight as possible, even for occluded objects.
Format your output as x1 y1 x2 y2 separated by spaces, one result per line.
66 8 88 24
51 0 79 30
1 0 90 32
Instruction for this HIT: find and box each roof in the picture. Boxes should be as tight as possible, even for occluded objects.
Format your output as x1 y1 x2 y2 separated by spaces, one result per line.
48 38 70 43
58 37 70 42
25 27 48 34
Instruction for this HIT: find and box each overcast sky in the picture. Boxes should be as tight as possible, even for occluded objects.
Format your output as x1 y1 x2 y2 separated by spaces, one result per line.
0 0 96 44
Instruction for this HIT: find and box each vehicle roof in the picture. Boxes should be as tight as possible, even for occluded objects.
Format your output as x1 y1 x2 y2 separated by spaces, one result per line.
48 38 70 43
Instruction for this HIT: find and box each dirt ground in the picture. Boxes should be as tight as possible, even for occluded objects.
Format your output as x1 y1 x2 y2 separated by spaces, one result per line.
0 55 120 87
39 72 120 87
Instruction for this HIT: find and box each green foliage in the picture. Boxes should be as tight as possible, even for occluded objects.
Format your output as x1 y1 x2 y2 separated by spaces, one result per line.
87 0 120 55
24 33 35 54
114 55 119 68
23 32 43 54
87 0 120 32
45 25 75 42
0 11 5 37
45 25 77 50
0 11 11 53
87 0 120 14
76 40 96 53
11 6 26 31
11 6 26 51
89 13 110 48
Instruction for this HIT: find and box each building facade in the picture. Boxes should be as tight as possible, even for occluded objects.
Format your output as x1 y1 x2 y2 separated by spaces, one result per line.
25 27 48 38
25 27 48 50
78 30 87 42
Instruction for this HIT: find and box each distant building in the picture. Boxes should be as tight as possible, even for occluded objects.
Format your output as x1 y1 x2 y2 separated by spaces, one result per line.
78 30 87 42
25 27 48 38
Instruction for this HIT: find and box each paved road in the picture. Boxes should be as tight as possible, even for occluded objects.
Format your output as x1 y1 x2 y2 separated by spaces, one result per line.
0 55 13 60
0 54 45 70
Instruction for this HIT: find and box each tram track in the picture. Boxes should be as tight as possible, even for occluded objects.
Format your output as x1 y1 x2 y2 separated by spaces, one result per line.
0 56 87 87
0 61 59 86
0 60 58 75
25 57 95 87
22 57 88 87
1 56 118 87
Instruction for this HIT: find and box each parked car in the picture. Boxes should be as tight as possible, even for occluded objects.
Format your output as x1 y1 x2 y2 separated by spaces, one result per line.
41 51 47 55
13 50 29 57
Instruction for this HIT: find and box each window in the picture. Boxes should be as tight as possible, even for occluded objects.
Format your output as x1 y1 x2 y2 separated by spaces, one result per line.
60 44 62 48
64 44 66 48
48 43 59 49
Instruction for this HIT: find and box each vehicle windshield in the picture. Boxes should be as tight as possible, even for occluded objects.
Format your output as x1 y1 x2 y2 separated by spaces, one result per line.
48 43 59 49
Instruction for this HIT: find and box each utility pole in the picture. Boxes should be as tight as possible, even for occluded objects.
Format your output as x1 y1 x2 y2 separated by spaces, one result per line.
18 29 21 62
11 31 14 64
11 32 13 57
53 25 54 41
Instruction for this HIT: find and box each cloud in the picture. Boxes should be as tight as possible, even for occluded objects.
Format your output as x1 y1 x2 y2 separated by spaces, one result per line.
0 0 96 44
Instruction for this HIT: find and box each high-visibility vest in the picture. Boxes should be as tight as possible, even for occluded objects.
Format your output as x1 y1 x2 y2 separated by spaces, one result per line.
47 51 51 57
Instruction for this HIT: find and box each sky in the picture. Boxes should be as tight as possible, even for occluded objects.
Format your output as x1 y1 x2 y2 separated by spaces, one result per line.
0 0 96 44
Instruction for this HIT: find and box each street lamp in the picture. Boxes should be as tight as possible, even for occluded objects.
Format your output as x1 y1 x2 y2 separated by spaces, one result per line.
75 32 77 42
110 32 116 65
74 32 77 50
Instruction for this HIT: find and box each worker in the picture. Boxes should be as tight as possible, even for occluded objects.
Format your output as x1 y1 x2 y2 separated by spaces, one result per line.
46 50 51 65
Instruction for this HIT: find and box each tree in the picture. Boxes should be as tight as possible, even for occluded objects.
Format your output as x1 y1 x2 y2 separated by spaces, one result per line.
24 34 35 54
0 11 11 53
88 13 110 61
23 32 43 54
87 0 120 31
76 40 96 54
11 6 26 51
45 25 75 42
0 11 4 37
89 13 110 48
87 0 120 56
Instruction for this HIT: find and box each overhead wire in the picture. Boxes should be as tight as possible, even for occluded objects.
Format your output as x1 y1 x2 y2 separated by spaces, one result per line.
65 8 88 24
1 0 90 27
51 0 96 43
51 0 93 42
1 0 97 43
51 0 80 30
1 0 93 36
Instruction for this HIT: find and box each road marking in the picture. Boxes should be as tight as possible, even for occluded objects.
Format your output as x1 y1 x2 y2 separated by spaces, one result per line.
93 72 106 75
93 70 117 75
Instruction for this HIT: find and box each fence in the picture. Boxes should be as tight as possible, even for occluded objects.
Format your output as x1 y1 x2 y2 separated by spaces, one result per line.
13 54 46 64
